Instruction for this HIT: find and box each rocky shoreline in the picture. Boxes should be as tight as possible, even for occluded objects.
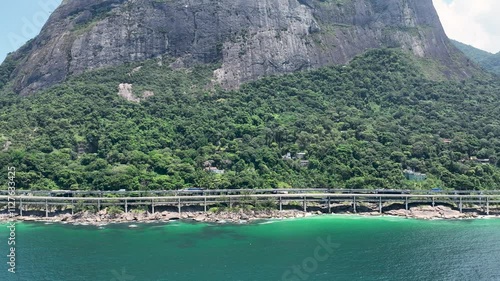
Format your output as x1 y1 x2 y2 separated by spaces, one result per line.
1 205 498 226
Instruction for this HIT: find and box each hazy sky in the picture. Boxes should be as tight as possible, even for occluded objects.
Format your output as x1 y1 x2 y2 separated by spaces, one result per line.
433 0 500 54
0 0 499 64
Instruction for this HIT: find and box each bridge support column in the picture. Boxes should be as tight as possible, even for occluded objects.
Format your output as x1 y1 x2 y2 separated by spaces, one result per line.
178 198 181 215
125 200 128 213
204 197 207 213
303 197 307 212
279 197 282 211
353 196 357 213
405 197 409 211
486 197 490 215
459 197 463 213
71 199 74 215
19 198 23 216
45 199 48 218
379 197 382 214
328 197 331 213
97 199 101 211
151 199 155 214
229 197 233 208
432 197 435 207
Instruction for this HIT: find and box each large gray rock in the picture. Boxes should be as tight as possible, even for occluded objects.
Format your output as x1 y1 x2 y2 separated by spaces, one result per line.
5 0 480 95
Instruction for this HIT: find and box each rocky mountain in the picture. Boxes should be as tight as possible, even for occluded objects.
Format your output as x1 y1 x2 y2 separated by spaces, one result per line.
451 40 500 75
2 0 484 95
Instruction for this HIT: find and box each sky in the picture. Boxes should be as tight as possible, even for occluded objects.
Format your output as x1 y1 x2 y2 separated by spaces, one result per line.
0 0 62 63
0 0 499 64
433 0 500 54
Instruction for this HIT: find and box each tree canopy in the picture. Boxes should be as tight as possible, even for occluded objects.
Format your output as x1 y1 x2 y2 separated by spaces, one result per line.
1 49 499 191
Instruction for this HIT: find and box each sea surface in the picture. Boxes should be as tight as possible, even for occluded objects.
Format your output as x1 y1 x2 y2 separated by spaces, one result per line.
1 216 500 281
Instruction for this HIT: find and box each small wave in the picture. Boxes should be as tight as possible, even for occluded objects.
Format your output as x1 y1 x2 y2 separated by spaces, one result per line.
258 220 279 225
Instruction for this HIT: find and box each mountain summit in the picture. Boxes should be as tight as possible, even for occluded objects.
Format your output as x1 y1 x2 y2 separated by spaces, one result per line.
3 0 482 95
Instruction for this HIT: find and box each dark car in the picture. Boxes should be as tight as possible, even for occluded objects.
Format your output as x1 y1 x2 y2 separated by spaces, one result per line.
375 189 404 195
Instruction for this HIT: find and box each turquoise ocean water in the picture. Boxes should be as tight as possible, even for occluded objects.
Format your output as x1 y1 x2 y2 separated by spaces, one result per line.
1 216 500 281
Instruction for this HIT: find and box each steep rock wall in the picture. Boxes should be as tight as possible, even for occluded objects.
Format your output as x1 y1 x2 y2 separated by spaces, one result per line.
5 0 479 95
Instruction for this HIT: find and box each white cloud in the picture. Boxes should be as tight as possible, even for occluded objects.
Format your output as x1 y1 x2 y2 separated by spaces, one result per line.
433 0 500 53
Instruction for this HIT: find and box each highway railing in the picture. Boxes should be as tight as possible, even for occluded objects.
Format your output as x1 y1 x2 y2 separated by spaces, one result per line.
1 188 500 198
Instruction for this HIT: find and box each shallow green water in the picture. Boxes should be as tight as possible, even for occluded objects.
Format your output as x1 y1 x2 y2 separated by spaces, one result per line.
1 216 500 281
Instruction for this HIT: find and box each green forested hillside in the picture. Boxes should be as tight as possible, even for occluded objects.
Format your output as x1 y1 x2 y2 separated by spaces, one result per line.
485 53 500 74
1 49 499 191
452 40 500 75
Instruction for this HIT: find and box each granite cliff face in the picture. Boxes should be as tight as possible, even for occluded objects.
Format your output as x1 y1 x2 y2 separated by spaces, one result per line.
4 0 480 95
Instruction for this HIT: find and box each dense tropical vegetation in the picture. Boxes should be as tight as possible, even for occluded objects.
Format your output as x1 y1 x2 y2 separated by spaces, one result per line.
1 49 499 191
452 39 500 75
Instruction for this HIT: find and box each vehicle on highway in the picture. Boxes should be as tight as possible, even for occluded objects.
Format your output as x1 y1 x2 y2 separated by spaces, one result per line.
272 190 289 194
375 189 406 195
177 187 205 196
49 190 74 197
185 187 204 191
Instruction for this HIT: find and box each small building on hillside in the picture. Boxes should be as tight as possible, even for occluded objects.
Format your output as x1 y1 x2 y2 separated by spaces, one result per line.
404 169 427 181
282 152 292 160
205 167 225 174
470 156 490 164
476 159 491 164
